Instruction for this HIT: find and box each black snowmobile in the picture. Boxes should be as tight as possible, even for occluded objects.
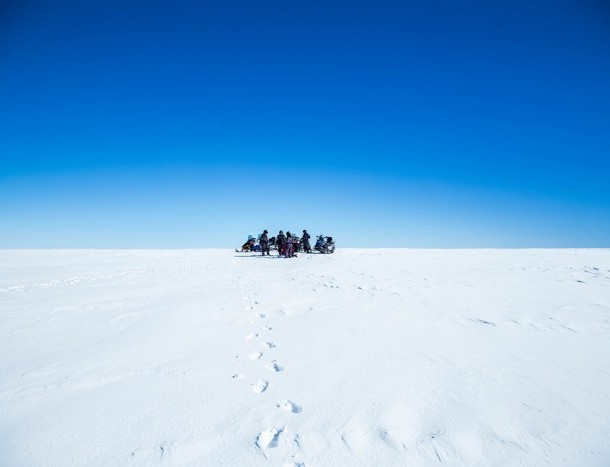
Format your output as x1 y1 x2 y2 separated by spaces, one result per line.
314 235 335 254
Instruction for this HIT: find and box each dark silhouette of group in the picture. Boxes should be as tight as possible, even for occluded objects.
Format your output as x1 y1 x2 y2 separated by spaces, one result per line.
240 229 312 257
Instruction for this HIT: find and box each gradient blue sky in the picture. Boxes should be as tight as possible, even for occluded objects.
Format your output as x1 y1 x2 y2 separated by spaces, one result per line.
1 0 609 248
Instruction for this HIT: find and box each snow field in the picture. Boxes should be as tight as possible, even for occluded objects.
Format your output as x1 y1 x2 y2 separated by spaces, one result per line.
1 249 610 466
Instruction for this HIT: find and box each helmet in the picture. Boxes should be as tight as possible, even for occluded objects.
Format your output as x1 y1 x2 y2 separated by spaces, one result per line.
263 230 268 234
303 229 307 233
279 230 283 234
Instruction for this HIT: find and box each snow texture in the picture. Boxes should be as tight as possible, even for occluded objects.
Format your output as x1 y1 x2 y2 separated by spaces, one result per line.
1 248 610 466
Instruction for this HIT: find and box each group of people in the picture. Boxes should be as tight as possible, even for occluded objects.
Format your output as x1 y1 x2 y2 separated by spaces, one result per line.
239 229 336 256
240 229 322 257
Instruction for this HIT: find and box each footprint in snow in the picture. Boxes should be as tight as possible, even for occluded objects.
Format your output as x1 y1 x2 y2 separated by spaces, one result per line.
266 360 283 372
246 333 259 340
257 313 266 319
263 341 276 348
252 380 269 393
475 319 496 327
263 325 273 331
249 352 263 360
232 373 244 379
277 400 301 413
256 426 283 449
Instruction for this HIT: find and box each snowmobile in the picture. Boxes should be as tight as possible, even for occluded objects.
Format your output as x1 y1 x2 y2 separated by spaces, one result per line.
292 236 302 253
236 236 258 252
314 235 335 254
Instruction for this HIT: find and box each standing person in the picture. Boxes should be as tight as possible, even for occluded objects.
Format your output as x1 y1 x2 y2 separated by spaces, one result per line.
302 229 311 253
260 230 270 256
276 230 286 257
285 231 294 258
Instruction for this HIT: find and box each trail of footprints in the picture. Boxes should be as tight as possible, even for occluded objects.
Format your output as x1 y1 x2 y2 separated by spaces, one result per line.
237 290 305 465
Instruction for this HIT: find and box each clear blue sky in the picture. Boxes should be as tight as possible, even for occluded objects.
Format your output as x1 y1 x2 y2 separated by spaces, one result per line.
1 0 609 248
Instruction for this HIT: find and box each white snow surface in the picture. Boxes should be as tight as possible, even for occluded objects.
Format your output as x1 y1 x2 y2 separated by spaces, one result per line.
1 249 610 466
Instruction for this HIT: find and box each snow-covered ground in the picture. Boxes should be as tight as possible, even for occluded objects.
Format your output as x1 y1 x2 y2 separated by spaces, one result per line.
1 249 610 466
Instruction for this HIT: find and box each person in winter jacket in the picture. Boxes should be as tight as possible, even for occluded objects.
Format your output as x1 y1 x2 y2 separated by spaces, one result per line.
285 232 295 258
260 230 270 256
302 229 311 253
276 230 286 256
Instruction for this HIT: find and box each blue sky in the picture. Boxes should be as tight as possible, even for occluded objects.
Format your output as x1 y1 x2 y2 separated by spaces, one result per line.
1 0 609 247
